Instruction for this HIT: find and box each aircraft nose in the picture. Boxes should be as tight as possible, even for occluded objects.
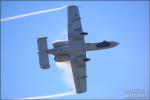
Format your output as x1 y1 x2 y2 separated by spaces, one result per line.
111 41 119 47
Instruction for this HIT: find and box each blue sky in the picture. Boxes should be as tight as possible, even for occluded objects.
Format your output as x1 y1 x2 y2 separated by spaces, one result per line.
1 1 149 99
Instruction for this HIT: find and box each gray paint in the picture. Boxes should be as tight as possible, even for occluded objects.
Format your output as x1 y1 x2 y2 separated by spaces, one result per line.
37 5 119 94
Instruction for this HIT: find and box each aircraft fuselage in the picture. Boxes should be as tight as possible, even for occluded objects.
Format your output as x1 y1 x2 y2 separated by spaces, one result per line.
48 41 119 55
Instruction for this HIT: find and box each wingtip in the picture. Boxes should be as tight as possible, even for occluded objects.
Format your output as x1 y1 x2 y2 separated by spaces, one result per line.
40 65 50 69
37 37 48 40
68 5 78 8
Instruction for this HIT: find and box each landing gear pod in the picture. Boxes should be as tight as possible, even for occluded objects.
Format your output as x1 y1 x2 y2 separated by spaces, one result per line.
83 58 90 61
81 32 88 35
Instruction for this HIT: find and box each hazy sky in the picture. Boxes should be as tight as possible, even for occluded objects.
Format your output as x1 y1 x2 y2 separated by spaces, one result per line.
1 1 149 99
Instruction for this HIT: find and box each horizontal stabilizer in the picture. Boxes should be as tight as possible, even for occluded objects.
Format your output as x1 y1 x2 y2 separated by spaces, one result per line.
37 37 50 69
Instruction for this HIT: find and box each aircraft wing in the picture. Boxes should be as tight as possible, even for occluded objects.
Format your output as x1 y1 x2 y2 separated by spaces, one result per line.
70 51 87 93
68 5 87 93
68 5 85 45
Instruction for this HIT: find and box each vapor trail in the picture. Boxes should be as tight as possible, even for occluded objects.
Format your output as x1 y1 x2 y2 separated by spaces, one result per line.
19 91 75 99
1 6 67 22
56 61 76 92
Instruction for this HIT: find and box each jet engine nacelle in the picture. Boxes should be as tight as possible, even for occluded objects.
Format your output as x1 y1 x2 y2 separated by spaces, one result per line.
54 54 69 62
83 58 90 62
81 32 88 35
53 41 68 48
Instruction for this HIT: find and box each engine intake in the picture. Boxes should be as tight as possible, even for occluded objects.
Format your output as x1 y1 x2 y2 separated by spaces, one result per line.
53 41 68 48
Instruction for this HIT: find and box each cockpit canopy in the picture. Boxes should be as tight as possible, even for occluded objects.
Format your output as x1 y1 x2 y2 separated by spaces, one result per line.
96 41 111 48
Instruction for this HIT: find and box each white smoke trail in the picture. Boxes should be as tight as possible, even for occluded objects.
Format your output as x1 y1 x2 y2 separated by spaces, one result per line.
56 61 76 92
19 91 75 99
2 6 77 99
1 6 67 22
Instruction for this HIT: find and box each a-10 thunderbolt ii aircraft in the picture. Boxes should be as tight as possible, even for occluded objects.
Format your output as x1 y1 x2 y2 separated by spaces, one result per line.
37 5 119 94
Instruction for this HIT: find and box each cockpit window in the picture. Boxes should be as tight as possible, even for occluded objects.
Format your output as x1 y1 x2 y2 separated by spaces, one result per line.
96 41 110 48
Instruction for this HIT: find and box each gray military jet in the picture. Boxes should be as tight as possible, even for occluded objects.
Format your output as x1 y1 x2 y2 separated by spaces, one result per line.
37 5 119 94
